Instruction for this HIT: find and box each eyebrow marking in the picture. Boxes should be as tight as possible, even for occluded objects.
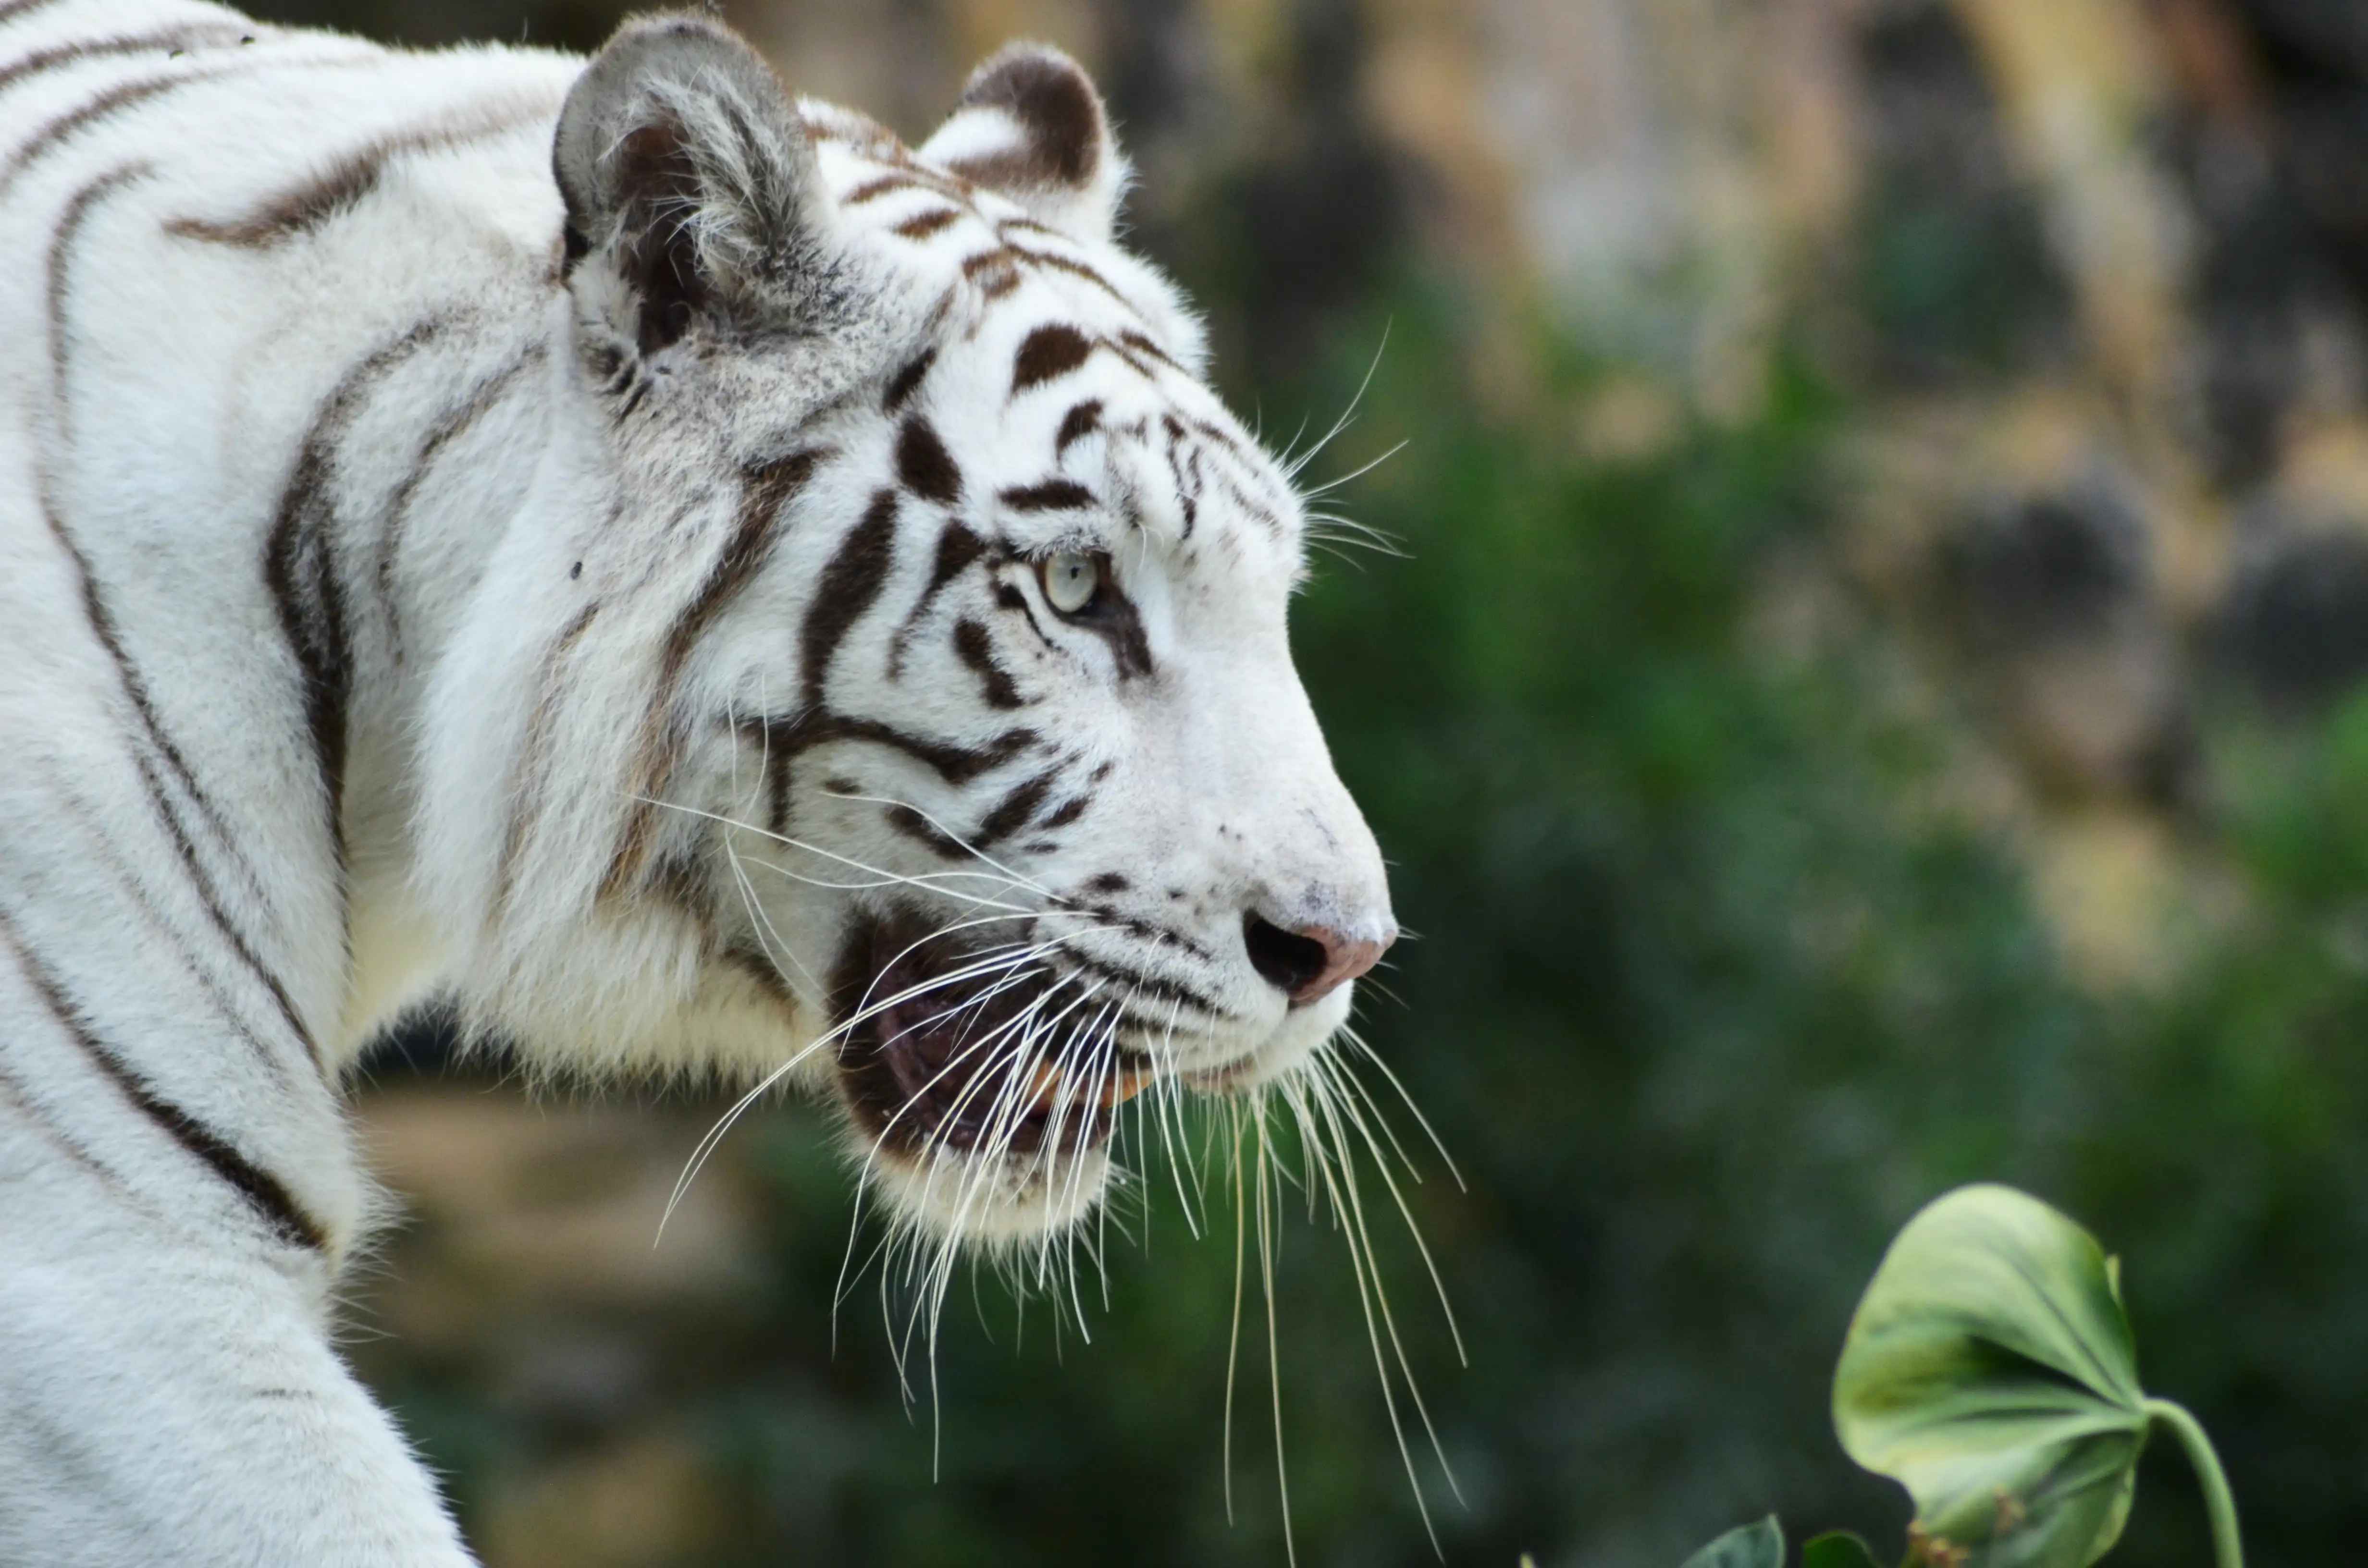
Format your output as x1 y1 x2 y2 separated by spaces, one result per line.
998 479 1096 513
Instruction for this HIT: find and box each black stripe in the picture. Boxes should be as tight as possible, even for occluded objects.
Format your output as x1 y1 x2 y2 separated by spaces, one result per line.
0 25 245 100
1055 399 1102 455
269 318 452 874
0 1 74 30
1061 949 1226 1018
42 165 314 1062
999 479 1095 513
0 1063 136 1206
1012 324 1093 393
0 51 377 208
46 763 291 1072
0 906 326 1250
801 490 900 708
166 91 556 246
895 415 962 506
738 712 1037 788
46 159 148 393
973 768 1058 848
893 206 962 240
377 342 544 660
1117 329 1182 371
883 804 970 861
604 447 827 895
952 617 1024 709
495 600 602 910
883 346 936 411
1039 794 1091 831
885 517 986 680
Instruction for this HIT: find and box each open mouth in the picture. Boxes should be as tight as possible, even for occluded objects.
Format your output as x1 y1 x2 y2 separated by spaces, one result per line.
833 911 1155 1160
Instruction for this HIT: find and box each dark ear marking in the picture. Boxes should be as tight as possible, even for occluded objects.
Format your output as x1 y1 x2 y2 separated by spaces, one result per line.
918 44 1124 238
950 49 1101 186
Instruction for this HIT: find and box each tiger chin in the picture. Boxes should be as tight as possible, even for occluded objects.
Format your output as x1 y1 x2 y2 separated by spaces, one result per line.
0 2 1394 1562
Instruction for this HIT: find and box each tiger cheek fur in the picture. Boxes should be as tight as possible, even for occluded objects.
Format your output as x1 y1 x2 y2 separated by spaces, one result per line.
0 5 1391 1560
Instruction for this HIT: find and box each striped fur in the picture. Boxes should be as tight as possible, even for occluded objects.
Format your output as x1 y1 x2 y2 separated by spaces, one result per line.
0 4 1394 1561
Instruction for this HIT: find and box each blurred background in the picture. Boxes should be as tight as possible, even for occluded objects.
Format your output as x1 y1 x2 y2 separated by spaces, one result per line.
249 0 2368 1562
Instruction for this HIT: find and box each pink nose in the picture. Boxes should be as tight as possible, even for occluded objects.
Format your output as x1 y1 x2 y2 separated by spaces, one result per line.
1244 916 1395 1006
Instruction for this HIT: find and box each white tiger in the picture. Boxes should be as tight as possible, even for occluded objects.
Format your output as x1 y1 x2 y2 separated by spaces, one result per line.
0 0 1397 1561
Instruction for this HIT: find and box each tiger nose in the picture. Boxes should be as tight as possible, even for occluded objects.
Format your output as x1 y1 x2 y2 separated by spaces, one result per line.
1243 913 1396 1007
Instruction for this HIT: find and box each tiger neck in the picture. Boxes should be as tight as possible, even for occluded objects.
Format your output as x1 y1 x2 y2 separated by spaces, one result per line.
331 293 573 1061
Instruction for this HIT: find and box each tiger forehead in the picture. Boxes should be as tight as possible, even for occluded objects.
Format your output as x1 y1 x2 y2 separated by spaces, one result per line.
786 107 1298 554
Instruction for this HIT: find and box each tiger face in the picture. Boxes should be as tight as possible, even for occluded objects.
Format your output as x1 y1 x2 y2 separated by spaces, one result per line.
432 17 1393 1245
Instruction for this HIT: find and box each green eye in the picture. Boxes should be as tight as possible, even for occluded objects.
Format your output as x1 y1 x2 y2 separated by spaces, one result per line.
1041 551 1100 615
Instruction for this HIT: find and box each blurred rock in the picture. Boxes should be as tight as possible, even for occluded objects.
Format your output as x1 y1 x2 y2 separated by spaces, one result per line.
355 1088 764 1357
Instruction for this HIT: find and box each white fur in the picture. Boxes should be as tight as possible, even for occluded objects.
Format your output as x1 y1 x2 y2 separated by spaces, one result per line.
0 3 1394 1561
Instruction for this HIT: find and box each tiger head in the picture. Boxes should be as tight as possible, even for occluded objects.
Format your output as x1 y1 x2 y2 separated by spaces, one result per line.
422 15 1394 1246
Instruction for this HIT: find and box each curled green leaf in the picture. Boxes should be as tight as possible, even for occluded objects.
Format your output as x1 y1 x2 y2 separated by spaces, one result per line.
1680 1516 1785 1568
1832 1185 2148 1567
1801 1533 1883 1568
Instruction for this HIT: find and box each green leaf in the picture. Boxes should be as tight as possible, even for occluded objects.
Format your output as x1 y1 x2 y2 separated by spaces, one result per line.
1801 1533 1883 1568
1833 1185 2149 1567
1681 1516 1784 1568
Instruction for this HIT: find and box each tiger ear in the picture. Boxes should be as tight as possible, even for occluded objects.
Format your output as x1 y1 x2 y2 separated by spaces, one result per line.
919 44 1128 242
554 14 834 353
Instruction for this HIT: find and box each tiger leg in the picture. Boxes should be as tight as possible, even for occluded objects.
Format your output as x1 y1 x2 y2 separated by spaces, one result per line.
0 1075 477 1568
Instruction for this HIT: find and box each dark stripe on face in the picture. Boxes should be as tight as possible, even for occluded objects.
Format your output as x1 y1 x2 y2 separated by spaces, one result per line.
962 248 1023 298
495 600 602 911
993 579 1059 655
885 518 987 680
952 617 1023 709
973 769 1058 848
883 347 936 411
801 490 901 709
999 479 1095 513
1085 872 1128 893
1055 399 1102 455
1117 329 1182 371
1039 794 1091 831
269 318 451 872
1061 950 1226 1018
165 91 558 247
884 804 970 861
740 712 1038 787
1012 324 1092 393
1001 240 1137 312
376 342 544 661
0 906 326 1250
895 416 962 506
892 206 962 240
604 448 829 896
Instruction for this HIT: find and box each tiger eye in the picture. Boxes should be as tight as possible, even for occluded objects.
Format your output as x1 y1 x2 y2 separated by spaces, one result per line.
1042 551 1099 614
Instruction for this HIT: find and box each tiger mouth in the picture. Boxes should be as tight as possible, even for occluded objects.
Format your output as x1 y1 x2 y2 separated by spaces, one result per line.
834 912 1155 1160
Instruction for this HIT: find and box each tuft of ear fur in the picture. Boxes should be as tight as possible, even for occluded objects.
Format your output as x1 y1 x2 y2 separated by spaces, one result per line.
555 13 835 351
918 44 1127 241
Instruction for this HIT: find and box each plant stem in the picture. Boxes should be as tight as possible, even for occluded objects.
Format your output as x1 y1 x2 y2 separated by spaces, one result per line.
2145 1397 2243 1568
